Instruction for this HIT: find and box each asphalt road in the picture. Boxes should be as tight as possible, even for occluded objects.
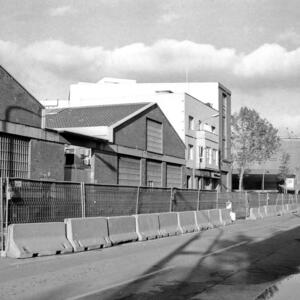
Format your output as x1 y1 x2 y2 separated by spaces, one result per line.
1 213 300 300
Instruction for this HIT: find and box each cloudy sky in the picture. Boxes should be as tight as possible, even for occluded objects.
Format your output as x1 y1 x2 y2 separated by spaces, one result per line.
0 0 299 136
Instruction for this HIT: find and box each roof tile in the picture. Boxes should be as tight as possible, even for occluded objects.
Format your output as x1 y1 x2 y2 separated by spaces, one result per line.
46 102 150 128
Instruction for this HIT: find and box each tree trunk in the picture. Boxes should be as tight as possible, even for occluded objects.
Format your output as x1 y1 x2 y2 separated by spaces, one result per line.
239 167 244 191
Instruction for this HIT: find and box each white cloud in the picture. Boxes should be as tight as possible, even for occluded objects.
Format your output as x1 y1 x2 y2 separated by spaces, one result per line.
0 38 300 100
49 6 77 17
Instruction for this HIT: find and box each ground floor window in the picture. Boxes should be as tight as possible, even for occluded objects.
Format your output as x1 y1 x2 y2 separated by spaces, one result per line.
0 133 29 178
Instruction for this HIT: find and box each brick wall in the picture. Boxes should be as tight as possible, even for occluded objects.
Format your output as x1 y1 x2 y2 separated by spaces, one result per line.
93 151 118 184
29 139 65 180
0 66 42 128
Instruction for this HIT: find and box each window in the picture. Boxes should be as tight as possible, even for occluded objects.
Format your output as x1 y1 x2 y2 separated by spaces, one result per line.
147 119 163 153
199 146 204 163
187 175 192 189
198 120 202 130
206 147 211 164
209 148 212 164
188 144 194 160
212 149 218 166
65 153 75 166
204 177 211 190
212 149 219 166
188 116 194 130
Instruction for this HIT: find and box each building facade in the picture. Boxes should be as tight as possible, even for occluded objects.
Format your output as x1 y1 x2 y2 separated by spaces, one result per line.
46 102 186 187
43 79 232 190
0 65 66 181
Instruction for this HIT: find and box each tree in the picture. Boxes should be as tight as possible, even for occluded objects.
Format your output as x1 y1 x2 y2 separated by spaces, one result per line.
232 107 280 190
278 152 291 182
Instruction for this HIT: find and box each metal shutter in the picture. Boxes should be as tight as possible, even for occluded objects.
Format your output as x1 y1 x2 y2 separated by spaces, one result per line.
0 133 29 178
118 156 140 186
147 119 162 153
146 160 162 187
167 164 182 188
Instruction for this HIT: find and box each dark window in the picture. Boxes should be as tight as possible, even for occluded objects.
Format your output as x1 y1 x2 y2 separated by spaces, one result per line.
65 153 75 166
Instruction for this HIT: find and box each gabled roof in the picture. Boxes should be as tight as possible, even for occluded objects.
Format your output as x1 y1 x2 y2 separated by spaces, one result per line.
46 102 152 128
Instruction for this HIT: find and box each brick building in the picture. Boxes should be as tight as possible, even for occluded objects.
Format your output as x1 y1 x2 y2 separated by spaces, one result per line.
0 65 66 180
46 102 186 187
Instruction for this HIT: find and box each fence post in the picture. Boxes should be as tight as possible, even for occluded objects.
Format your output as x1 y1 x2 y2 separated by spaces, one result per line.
80 182 86 218
5 178 10 234
135 186 140 215
245 191 248 218
266 192 269 206
0 178 3 255
216 190 219 209
169 188 173 212
197 189 200 211
258 192 260 208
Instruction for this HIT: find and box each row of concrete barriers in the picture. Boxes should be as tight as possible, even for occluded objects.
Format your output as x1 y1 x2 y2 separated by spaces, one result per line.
5 208 234 258
248 204 299 220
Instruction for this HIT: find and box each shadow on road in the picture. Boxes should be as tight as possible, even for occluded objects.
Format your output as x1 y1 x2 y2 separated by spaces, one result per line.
96 221 300 300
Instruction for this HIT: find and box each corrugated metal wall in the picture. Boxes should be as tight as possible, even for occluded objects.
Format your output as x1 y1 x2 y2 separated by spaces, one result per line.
166 164 182 188
147 160 162 187
147 119 162 153
118 156 140 186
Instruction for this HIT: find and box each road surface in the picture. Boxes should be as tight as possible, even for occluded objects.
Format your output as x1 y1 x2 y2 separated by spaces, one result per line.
0 213 300 300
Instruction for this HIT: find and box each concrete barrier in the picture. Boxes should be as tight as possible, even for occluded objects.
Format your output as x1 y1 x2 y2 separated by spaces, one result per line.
107 216 138 245
65 217 111 252
177 211 197 233
249 207 260 220
158 212 181 237
283 204 289 213
259 206 267 218
135 214 161 241
275 205 283 216
6 222 73 258
220 209 232 225
208 209 222 227
195 210 212 230
291 204 297 212
266 205 277 217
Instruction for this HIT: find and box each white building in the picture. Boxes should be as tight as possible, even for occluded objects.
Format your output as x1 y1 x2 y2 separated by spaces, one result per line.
42 79 232 190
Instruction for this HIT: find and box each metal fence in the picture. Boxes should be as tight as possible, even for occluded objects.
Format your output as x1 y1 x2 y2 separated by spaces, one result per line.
247 191 298 208
1 177 299 230
0 178 248 226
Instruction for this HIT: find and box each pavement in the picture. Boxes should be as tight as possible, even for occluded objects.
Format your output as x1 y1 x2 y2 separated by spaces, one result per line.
0 213 300 300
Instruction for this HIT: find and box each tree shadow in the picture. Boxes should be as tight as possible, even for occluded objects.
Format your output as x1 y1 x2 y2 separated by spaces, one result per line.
92 222 300 300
